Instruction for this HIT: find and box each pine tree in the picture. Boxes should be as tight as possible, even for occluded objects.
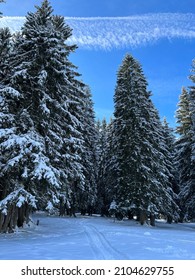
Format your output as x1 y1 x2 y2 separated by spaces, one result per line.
176 87 191 135
175 87 193 220
0 24 15 203
0 0 86 220
96 118 111 214
96 118 107 210
77 85 98 215
162 118 179 222
0 27 12 82
162 118 179 193
177 60 195 220
188 59 195 219
112 54 179 225
0 24 38 231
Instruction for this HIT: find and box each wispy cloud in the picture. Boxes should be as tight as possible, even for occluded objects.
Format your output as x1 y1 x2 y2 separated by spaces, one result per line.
0 13 195 50
0 16 25 33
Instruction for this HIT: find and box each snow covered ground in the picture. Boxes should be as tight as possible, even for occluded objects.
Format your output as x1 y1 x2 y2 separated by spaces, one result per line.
0 212 195 260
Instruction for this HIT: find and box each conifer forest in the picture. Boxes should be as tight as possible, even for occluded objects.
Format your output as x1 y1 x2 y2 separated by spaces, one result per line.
0 0 195 233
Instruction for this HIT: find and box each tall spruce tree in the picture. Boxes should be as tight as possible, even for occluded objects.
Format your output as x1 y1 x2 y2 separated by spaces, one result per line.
78 85 98 214
0 0 86 221
0 27 11 82
188 59 195 219
112 54 179 225
96 118 107 212
0 17 14 203
161 118 179 222
162 118 179 193
96 118 115 215
175 87 193 220
177 60 195 220
0 2 38 231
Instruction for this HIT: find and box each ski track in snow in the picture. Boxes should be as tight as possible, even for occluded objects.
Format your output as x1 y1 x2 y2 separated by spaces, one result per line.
83 224 128 259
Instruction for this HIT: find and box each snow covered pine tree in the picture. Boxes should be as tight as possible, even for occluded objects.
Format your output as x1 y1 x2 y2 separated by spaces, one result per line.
78 85 98 215
112 54 179 225
0 0 96 231
188 60 195 220
0 0 38 232
175 87 192 221
176 60 195 221
161 118 180 223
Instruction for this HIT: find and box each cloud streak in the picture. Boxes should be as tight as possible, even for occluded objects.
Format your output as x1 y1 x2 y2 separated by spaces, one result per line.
0 13 195 50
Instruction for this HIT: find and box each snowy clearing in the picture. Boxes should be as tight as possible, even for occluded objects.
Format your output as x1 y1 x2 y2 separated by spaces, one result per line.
0 212 195 260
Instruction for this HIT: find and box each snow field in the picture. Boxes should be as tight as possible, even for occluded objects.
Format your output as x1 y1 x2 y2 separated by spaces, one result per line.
0 212 195 260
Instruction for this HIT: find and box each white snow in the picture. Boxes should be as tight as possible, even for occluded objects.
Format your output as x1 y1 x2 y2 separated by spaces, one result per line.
0 86 21 97
16 195 26 208
0 128 15 137
0 188 37 215
33 154 60 187
0 212 195 260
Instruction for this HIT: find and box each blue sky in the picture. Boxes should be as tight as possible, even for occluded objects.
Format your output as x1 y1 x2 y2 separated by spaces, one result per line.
1 0 195 127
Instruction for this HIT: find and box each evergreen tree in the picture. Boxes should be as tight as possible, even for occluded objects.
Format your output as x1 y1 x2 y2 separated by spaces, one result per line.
0 25 14 202
162 118 179 193
96 118 112 214
78 85 98 215
188 59 195 219
0 0 86 219
0 27 12 82
112 54 179 225
96 118 107 211
177 60 195 220
175 87 192 220
0 19 38 231
162 118 179 222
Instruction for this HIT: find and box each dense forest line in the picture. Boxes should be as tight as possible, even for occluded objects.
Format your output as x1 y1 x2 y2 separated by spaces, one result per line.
0 0 195 233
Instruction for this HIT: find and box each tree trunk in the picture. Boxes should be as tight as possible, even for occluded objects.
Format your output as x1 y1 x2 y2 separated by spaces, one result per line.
17 205 25 227
140 209 147 225
167 215 173 224
13 206 19 229
7 204 16 232
127 210 134 220
0 212 5 232
24 203 30 224
136 211 140 222
59 197 66 216
150 213 155 226
1 206 12 233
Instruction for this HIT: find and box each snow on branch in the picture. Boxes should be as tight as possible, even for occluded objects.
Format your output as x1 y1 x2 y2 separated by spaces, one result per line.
0 86 21 98
33 153 60 188
0 187 37 215
0 128 15 138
